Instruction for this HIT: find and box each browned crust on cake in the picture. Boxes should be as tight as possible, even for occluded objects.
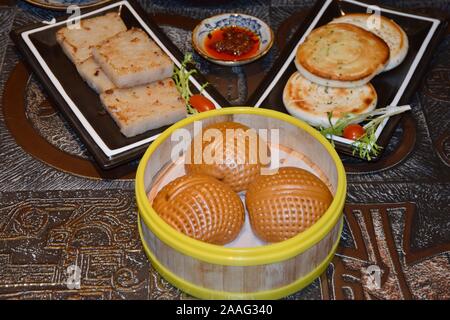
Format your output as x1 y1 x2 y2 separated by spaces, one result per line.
284 74 377 117
296 23 390 81
333 13 405 51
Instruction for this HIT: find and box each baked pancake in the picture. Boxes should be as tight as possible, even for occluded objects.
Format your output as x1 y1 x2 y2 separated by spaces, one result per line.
153 174 245 245
185 121 270 193
295 23 390 88
283 72 377 127
246 167 333 243
92 28 174 88
100 78 186 137
331 14 408 71
56 12 127 65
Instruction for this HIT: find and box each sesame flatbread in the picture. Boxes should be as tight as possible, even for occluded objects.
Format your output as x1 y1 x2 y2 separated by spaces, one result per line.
283 72 377 127
295 23 390 88
330 14 408 71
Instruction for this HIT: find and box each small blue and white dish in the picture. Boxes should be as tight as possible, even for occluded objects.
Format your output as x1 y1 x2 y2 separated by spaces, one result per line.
192 13 274 66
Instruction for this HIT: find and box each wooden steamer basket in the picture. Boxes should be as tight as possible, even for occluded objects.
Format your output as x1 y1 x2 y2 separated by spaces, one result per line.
135 107 346 299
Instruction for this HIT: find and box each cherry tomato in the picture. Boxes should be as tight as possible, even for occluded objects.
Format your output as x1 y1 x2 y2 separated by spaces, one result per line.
343 124 365 140
189 94 216 112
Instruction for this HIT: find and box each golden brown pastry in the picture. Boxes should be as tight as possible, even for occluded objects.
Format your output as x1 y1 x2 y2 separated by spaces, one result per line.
245 167 333 243
330 13 409 71
185 121 270 193
295 23 390 88
153 174 245 245
283 71 377 128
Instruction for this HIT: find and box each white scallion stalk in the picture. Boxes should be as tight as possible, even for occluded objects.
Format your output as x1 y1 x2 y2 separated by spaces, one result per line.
362 105 412 130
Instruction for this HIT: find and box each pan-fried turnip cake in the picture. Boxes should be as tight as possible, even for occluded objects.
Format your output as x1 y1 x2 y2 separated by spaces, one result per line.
99 78 186 137
76 57 115 93
92 28 174 88
56 12 127 65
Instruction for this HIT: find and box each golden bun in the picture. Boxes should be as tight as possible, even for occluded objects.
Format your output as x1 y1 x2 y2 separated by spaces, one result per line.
185 121 270 193
153 174 245 245
245 167 333 243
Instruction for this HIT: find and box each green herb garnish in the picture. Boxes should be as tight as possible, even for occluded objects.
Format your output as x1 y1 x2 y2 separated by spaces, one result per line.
319 105 411 160
172 53 208 114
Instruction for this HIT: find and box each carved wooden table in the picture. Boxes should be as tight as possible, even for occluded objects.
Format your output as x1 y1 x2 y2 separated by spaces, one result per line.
0 0 449 299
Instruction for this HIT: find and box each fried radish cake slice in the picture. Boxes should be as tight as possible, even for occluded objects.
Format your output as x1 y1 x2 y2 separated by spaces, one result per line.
56 12 127 65
76 57 115 93
295 23 389 88
330 13 408 71
92 28 174 88
283 72 377 128
100 78 186 137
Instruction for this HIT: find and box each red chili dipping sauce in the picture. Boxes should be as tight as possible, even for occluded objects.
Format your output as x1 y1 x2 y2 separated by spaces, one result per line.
204 26 260 61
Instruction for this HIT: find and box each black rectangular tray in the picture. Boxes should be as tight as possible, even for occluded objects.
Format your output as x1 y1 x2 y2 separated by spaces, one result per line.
247 0 448 160
11 0 230 169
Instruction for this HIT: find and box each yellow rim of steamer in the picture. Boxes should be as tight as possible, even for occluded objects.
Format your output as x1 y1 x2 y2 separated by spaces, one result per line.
136 107 347 266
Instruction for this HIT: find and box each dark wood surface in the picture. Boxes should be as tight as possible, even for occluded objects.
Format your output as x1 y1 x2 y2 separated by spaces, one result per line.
0 0 449 300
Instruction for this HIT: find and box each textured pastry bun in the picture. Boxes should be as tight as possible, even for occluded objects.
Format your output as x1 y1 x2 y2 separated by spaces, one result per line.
153 174 245 245
295 23 389 88
283 71 377 127
185 121 270 193
330 14 408 71
245 167 333 243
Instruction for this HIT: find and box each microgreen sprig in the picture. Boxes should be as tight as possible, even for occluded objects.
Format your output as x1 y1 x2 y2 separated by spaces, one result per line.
172 53 209 114
172 53 197 114
319 105 411 160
